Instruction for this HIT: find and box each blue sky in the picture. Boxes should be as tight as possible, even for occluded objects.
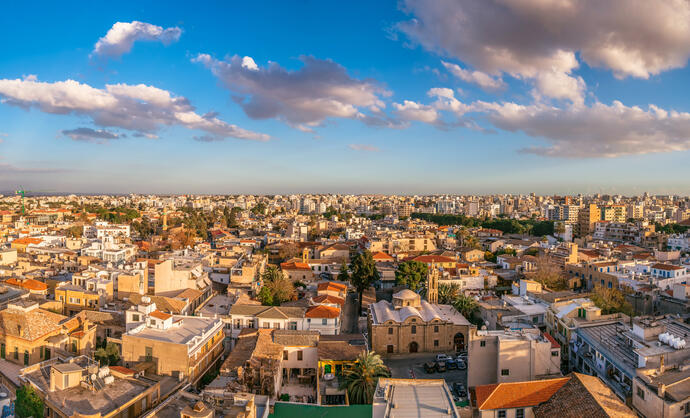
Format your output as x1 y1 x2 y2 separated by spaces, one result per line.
1 0 690 195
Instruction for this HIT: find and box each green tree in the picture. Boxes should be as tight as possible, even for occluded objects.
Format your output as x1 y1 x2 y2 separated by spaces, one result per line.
394 261 428 291
337 261 350 282
526 255 568 290
453 295 479 320
95 342 120 366
348 251 380 315
257 266 295 306
340 351 391 404
591 285 633 315
16 385 44 418
437 283 460 304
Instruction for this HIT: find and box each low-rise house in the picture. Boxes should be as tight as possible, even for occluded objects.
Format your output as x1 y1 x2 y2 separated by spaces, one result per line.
372 378 460 418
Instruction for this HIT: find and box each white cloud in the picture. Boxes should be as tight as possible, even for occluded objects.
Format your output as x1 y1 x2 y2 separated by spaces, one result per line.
441 61 505 91
348 144 380 152
399 0 690 102
193 54 392 131
61 127 121 143
393 100 441 124
92 21 182 58
0 77 269 142
480 100 690 158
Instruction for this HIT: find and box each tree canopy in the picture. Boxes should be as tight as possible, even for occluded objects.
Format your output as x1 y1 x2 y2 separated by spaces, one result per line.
257 266 296 306
16 385 44 418
340 351 391 404
411 213 554 236
348 251 380 315
591 285 633 315
394 261 428 291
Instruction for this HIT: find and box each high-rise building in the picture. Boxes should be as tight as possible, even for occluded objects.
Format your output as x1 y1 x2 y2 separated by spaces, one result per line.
576 204 600 237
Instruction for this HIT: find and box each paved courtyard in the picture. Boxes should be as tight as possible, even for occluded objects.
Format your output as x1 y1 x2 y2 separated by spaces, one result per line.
383 352 467 398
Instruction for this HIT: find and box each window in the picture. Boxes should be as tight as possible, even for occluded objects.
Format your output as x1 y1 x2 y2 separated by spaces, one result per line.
480 341 486 347
387 345 394 353
289 321 297 330
322 319 328 325
434 325 439 333
145 346 153 362
14 347 18 360
498 411 506 418
297 350 303 361
501 369 510 376
283 350 288 360
23 350 28 366
516 408 525 418
552 350 559 357
411 325 417 334
388 327 393 335
434 340 439 347
133 314 140 322
637 386 645 400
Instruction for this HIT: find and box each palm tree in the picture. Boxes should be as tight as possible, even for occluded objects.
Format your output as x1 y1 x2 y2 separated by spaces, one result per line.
340 351 391 404
453 294 479 320
437 283 460 304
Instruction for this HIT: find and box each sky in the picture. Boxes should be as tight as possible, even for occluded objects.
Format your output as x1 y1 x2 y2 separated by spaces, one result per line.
1 0 690 195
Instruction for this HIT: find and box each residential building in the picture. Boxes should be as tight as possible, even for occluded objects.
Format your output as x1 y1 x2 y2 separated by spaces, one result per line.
372 378 460 418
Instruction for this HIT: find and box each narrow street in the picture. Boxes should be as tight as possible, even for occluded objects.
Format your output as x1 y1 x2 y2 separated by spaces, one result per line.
341 292 359 334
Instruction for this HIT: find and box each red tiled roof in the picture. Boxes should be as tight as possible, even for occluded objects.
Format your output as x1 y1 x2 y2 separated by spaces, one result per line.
317 282 347 292
544 332 560 349
476 378 570 410
281 262 311 271
150 310 172 320
413 255 455 263
372 251 394 261
305 305 340 318
652 263 684 270
313 295 345 306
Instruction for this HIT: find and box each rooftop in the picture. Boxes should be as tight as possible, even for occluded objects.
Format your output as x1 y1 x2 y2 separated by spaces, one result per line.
373 378 459 418
127 315 221 346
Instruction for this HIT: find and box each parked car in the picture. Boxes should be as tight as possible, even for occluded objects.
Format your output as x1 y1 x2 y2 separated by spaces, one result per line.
424 362 436 373
453 382 466 397
435 354 451 362
446 359 458 370
435 361 447 372
456 360 467 370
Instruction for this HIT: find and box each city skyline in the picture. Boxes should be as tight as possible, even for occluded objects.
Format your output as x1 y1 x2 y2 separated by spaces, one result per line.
2 1 690 194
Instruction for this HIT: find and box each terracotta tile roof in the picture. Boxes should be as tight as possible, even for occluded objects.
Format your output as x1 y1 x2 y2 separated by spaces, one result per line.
413 255 456 263
544 332 560 349
313 295 345 306
652 263 684 270
305 305 340 319
5 278 47 291
476 378 570 410
109 365 137 376
149 310 172 320
175 288 202 300
372 251 394 261
317 282 347 292
0 306 67 341
12 237 42 245
280 262 311 270
533 373 636 417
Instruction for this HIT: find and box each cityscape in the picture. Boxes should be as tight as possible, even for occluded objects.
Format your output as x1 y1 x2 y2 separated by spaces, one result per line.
2 1 690 418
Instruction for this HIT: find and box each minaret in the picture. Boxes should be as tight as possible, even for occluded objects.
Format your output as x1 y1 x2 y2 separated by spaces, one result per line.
427 262 439 305
162 207 168 232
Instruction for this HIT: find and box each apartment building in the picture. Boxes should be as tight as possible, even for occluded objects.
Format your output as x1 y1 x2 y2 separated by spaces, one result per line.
467 328 561 388
576 204 600 237
122 301 224 383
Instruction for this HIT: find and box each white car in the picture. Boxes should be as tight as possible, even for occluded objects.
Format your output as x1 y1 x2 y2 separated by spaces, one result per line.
435 354 451 362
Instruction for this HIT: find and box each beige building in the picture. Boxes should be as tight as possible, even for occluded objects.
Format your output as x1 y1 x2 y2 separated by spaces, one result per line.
576 203 600 237
467 328 561 388
122 301 224 384
368 290 471 355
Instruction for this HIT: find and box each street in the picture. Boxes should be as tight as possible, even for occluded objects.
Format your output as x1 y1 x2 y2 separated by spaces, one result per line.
340 292 359 334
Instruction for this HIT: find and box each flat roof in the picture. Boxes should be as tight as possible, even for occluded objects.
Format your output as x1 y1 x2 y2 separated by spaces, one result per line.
127 315 221 345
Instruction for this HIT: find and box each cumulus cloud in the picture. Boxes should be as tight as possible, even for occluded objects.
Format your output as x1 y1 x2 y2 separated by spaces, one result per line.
393 100 441 124
399 86 690 158
93 21 182 58
0 77 269 142
441 61 505 91
348 144 380 152
61 127 121 143
193 54 392 131
479 100 690 158
399 0 690 101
